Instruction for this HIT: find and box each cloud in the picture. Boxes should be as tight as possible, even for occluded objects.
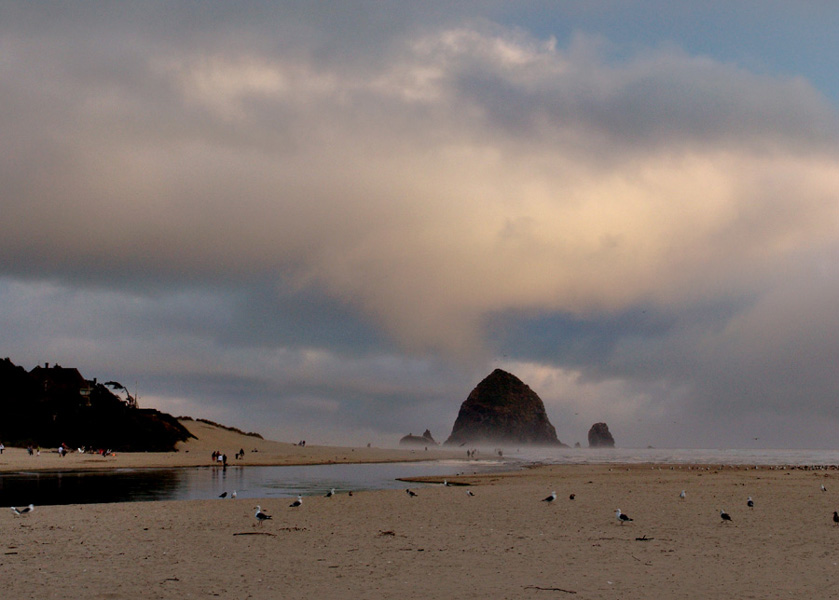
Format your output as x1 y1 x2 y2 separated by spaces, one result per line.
2 8 839 446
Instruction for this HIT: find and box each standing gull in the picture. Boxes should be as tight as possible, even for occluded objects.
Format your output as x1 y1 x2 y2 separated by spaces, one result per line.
466 489 475 497
720 509 732 522
219 492 228 499
616 508 633 524
11 504 34 516
542 491 557 503
325 488 335 498
679 490 686 500
290 495 303 508
254 505 272 525
747 497 754 509
833 511 839 525
822 485 828 492
406 489 417 497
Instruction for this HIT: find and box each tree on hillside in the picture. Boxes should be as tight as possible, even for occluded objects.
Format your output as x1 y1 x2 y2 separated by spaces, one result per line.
104 381 138 409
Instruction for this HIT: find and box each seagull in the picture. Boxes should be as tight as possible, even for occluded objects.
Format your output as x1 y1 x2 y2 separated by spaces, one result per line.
254 505 272 525
466 489 475 497
720 509 732 522
833 511 839 525
406 489 417 497
679 490 686 500
325 488 335 498
443 479 450 486
11 504 34 516
290 495 303 507
219 492 228 499
231 490 237 499
822 485 828 492
542 491 557 503
747 496 754 509
616 508 633 524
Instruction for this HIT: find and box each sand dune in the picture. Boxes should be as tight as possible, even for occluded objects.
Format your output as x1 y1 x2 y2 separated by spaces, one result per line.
0 419 460 472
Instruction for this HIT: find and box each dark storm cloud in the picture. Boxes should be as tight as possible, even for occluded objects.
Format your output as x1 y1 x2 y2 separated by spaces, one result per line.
2 3 839 447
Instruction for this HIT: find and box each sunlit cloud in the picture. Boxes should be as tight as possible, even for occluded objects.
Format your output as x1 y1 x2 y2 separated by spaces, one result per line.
2 6 839 447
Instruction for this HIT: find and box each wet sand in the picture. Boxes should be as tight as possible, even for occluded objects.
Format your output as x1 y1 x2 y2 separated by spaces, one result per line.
4 420 839 598
4 461 839 599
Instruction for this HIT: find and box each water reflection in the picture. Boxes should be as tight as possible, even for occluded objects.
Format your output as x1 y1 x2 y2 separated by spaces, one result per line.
0 460 508 507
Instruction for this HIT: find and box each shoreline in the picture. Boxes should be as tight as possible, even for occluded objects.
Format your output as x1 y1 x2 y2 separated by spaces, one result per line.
0 418 467 473
4 460 839 598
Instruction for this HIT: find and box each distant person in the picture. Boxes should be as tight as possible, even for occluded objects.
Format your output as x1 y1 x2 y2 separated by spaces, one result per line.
0 442 4 454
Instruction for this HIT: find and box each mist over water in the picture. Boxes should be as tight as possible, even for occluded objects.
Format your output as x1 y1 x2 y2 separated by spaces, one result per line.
499 446 839 467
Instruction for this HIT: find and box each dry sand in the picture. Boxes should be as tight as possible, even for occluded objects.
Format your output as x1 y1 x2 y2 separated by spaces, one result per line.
0 419 461 473
4 423 839 598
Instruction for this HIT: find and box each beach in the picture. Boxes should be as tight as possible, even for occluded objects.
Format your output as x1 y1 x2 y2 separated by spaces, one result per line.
0 419 463 473
4 423 839 598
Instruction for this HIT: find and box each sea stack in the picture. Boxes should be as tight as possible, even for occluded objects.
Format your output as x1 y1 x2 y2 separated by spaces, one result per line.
444 369 564 446
399 430 438 447
588 422 615 448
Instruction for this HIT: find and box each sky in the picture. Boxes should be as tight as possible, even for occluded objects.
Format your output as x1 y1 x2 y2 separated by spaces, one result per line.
2 1 839 449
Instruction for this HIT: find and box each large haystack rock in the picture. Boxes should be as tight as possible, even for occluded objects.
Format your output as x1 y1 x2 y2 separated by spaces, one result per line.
444 369 564 446
588 422 615 448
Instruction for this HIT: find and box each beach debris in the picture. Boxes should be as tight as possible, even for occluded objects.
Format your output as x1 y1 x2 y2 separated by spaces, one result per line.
833 511 839 525
523 585 577 594
635 535 653 541
542 491 557 503
720 509 732 522
289 495 303 507
11 504 34 516
616 508 633 524
254 505 272 526
569 493 575 500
